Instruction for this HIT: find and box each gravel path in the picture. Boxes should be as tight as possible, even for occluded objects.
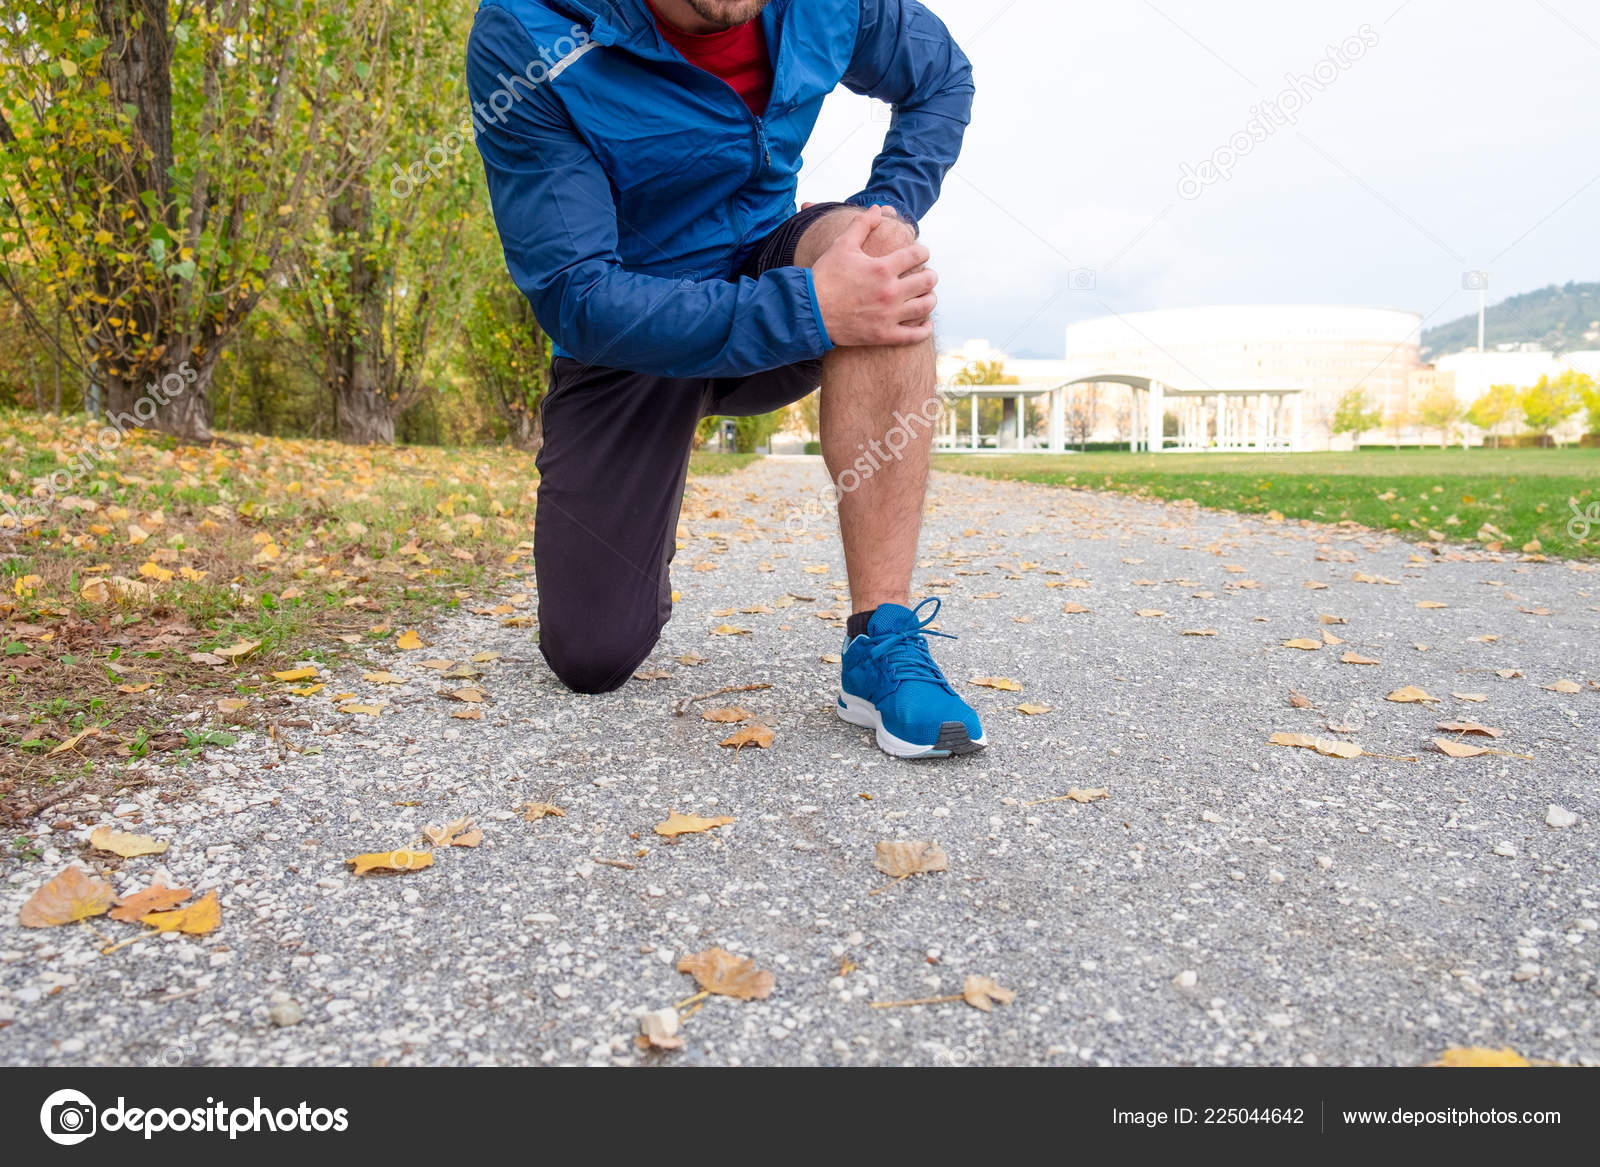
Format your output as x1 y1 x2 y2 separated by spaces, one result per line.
3 456 1597 1067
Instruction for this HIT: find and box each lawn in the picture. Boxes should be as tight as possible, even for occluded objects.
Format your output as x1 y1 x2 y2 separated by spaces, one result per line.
933 447 1599 560
0 409 754 825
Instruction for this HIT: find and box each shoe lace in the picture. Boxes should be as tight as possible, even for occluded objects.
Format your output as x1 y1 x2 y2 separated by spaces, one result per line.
867 597 956 688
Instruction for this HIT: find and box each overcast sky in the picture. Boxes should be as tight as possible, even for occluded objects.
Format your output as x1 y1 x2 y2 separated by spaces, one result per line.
796 0 1600 356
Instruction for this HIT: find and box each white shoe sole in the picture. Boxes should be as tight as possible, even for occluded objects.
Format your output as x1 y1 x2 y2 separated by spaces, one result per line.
836 692 987 759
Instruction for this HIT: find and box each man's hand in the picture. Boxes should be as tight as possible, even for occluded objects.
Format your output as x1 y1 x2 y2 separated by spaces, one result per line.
810 206 937 348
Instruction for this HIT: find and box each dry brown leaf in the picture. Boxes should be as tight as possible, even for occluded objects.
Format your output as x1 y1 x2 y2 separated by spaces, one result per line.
1542 678 1581 693
445 687 485 703
1181 628 1217 636
1321 629 1345 645
88 825 168 858
1135 609 1166 618
719 725 775 750
1282 638 1321 651
701 706 754 723
140 890 221 936
347 848 434 875
519 801 566 821
962 975 1017 1012
1025 787 1109 805
677 946 775 1000
655 810 734 837
18 866 116 927
1015 703 1052 715
1429 1046 1530 1067
969 676 1022 691
1289 689 1313 709
1452 692 1488 702
214 639 262 661
1340 651 1380 665
450 708 482 721
1416 600 1449 609
337 702 385 716
709 624 750 636
49 728 100 757
362 671 407 685
1060 601 1091 614
1386 685 1438 704
1319 614 1347 625
1432 738 1532 760
1435 721 1503 738
874 839 949 878
109 884 193 923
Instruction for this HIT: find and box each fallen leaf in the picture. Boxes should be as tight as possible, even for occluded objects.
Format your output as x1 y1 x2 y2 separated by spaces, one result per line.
1340 651 1380 665
719 725 774 750
1181 628 1217 636
423 818 482 848
1060 602 1091 614
450 708 482 721
519 801 565 821
1433 738 1532 760
109 884 192 923
49 727 100 757
1542 679 1580 693
396 629 427 650
1282 638 1322 651
1386 686 1438 704
346 848 434 876
874 840 949 879
969 676 1022 691
1135 609 1166 618
1435 721 1503 738
362 671 407 685
272 666 319 682
655 810 734 837
710 624 750 636
337 702 385 716
1416 600 1448 609
1319 614 1347 625
214 639 261 661
445 687 485 703
962 975 1017 1012
1026 787 1109 805
1289 690 1312 709
1429 1046 1529 1068
701 706 754 723
1452 692 1488 702
1015 703 1053 715
18 866 116 927
287 683 325 697
88 825 168 858
140 891 221 936
1269 731 1363 759
676 947 775 999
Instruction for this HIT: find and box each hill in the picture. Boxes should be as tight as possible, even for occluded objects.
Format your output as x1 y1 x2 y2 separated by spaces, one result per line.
1421 281 1600 357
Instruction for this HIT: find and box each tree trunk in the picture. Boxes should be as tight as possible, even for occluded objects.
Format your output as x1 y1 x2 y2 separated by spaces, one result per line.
508 401 543 451
327 182 397 444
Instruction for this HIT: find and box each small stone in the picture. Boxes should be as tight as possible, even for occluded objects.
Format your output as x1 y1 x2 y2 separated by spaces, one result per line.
1264 1012 1292 1028
639 1006 679 1043
1493 841 1517 857
1268 869 1285 884
1545 805 1578 829
269 1000 304 1028
553 983 573 1000
1172 969 1198 989
1315 855 1333 870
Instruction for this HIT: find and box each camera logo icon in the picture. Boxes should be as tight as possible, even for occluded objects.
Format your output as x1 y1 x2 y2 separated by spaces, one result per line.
40 1088 97 1146
1462 270 1490 291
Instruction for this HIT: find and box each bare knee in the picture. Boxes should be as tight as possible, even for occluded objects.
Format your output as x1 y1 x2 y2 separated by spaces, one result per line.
793 205 923 269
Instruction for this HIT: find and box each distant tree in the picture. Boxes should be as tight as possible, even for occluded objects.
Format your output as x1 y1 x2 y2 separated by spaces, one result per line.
1330 388 1383 446
1466 384 1520 448
1065 382 1102 450
1520 373 1583 444
1569 372 1600 435
952 359 1018 386
457 279 550 451
1382 406 1413 446
1415 384 1466 448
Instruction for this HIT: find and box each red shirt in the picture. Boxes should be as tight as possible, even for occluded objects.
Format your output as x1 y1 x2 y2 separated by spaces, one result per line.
650 2 773 118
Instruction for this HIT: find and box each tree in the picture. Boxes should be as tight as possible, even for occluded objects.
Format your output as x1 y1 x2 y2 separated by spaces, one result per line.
0 2 391 439
1065 382 1102 450
1331 387 1383 446
1382 406 1412 446
1569 371 1599 436
1415 384 1466 448
1520 372 1583 444
287 0 491 445
1466 384 1519 448
458 278 550 451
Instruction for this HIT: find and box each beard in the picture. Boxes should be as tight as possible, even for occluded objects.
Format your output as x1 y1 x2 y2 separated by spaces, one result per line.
682 0 772 29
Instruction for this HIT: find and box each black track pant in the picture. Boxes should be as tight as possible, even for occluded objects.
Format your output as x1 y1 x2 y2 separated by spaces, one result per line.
533 203 847 693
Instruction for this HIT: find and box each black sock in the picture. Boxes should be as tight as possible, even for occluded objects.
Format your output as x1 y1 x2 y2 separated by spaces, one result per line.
846 608 878 641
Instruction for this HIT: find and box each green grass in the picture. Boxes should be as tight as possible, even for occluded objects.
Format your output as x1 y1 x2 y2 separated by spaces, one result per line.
688 451 762 476
933 447 1599 559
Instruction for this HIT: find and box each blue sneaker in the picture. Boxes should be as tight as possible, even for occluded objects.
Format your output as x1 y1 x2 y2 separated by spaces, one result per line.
837 598 986 758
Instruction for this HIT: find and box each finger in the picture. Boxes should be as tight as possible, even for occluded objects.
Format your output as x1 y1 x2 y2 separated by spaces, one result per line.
880 242 930 276
897 269 938 298
801 201 816 210
882 319 935 346
832 206 881 253
897 292 937 321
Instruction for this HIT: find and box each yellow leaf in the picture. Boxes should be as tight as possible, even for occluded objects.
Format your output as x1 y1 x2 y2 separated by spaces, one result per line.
13 574 41 596
396 629 426 650
1416 600 1448 609
969 676 1022 691
337 702 385 716
1436 720 1503 738
179 566 208 583
109 884 192 923
287 683 325 697
80 578 111 603
361 671 407 684
1340 651 1380 665
1452 692 1487 702
701 706 753 723
1135 609 1166 618
1282 638 1322 650
710 624 750 636
214 640 261 661
444 687 485 702
140 890 221 935
1269 731 1363 759
655 810 735 837
346 849 434 876
1429 1046 1530 1067
423 818 482 848
89 825 168 858
720 725 774 750
138 560 174 583
470 651 500 663
1181 628 1216 636
1542 678 1580 693
519 801 565 821
450 707 482 720
1061 601 1092 614
49 727 99 757
677 946 775 999
18 866 116 927
272 667 319 682
1015 703 1053 715
1385 685 1438 704
116 681 155 694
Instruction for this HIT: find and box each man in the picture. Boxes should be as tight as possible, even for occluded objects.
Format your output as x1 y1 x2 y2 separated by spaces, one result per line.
467 0 986 757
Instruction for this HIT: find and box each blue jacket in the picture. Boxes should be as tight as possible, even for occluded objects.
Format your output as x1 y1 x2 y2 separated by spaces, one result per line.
466 0 972 377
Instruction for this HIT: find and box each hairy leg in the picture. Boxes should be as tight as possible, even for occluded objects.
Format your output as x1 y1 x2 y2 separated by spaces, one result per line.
794 208 938 612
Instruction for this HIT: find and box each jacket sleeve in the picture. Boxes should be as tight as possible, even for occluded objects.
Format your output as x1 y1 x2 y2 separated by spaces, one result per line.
840 0 974 227
466 6 833 379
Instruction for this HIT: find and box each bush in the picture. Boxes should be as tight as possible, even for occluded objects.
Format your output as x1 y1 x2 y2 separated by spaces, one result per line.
803 440 821 455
